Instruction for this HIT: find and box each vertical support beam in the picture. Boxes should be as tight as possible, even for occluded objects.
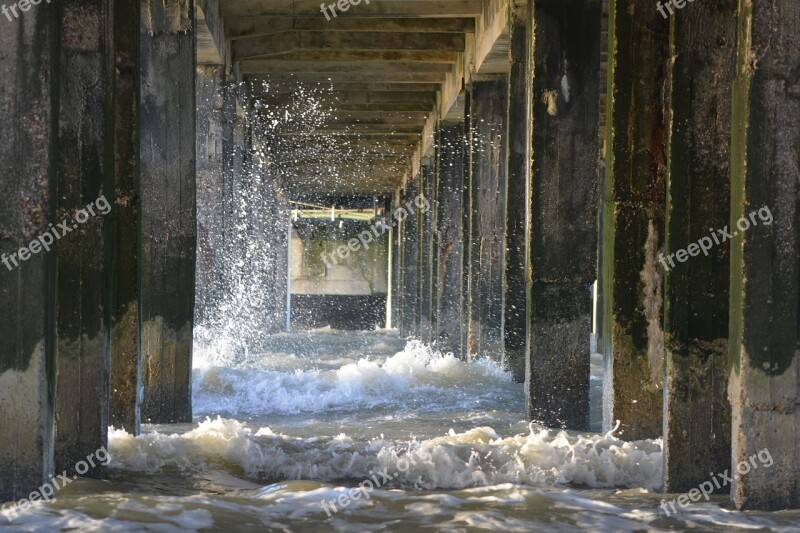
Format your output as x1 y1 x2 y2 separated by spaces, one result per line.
418 159 434 341
601 0 669 438
461 88 473 359
140 0 196 424
0 5 56 502
54 0 114 476
109 0 142 435
662 0 737 492
436 121 467 356
503 3 530 383
468 76 508 360
194 65 224 330
528 0 601 430
402 182 420 337
728 0 800 511
429 144 441 342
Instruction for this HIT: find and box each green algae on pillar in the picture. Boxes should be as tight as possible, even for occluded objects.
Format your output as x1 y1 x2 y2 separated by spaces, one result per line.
528 0 601 430
601 0 669 439
728 0 800 511
661 0 737 493
139 0 197 424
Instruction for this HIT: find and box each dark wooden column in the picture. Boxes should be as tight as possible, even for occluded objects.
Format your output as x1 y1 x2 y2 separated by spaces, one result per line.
139 0 197 424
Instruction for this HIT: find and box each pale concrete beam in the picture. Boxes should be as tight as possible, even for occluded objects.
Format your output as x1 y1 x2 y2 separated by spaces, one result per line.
225 16 476 38
220 0 485 18
241 60 454 74
232 31 466 59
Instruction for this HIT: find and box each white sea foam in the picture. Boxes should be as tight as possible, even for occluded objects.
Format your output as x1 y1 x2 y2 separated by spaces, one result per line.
108 416 663 491
192 340 513 416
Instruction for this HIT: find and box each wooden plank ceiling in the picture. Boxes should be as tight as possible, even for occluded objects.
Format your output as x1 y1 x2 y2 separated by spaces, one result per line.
200 0 510 197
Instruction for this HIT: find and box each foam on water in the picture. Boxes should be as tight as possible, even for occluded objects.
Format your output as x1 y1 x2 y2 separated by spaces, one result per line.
108 415 663 491
192 339 514 416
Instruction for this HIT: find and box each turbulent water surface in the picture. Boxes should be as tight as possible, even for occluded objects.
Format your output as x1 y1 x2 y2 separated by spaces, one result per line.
3 330 800 531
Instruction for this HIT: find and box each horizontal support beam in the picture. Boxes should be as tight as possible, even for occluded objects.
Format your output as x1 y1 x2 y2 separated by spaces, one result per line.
233 31 466 58
221 0 484 18
225 16 476 37
241 59 454 73
245 72 448 83
244 49 461 63
258 91 437 105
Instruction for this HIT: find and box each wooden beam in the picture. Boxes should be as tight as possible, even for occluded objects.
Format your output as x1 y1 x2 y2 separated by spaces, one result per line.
246 72 447 83
257 90 437 105
220 0 485 18
241 59 454 73
233 32 466 59
225 16 476 38
244 49 460 63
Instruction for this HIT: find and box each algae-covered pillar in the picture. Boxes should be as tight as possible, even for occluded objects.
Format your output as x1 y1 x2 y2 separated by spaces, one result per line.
527 0 601 430
727 0 800 511
53 0 124 475
109 0 142 435
600 0 669 439
468 76 508 360
0 4 57 502
401 180 421 337
503 2 530 383
435 120 467 357
140 0 197 424
661 0 737 492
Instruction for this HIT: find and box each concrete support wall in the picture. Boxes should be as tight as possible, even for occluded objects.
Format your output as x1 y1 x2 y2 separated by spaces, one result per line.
601 0 669 439
435 121 467 356
661 0 737 492
728 0 800 511
0 5 56 503
527 0 601 430
468 77 508 360
109 0 142 435
53 0 116 475
503 5 529 383
139 0 196 424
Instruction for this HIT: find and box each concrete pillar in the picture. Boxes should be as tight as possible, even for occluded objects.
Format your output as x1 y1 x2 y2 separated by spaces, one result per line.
527 0 601 431
139 0 196 424
0 5 57 502
109 0 142 435
661 0 737 492
195 65 225 328
468 76 508 360
401 181 420 337
503 4 530 383
600 0 669 439
461 89 473 359
728 0 800 511
418 159 434 341
53 0 121 477
435 121 467 356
